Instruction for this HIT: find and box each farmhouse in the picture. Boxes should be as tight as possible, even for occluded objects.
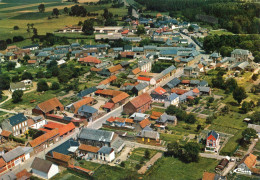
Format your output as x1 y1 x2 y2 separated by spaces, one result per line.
123 93 152 114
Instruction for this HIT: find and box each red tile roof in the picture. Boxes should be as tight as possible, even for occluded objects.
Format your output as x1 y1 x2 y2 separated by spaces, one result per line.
187 96 194 100
121 30 129 34
28 60 37 64
132 68 141 75
39 128 51 132
78 144 100 153
153 86 167 95
37 97 64 113
0 158 6 167
193 88 200 94
137 76 151 81
73 97 94 114
171 88 188 95
95 89 122 97
16 169 32 180
44 122 65 129
99 75 117 85
79 56 101 64
52 151 71 162
121 52 135 58
202 172 215 180
58 122 75 136
181 80 190 84
111 92 130 104
29 129 59 147
129 93 152 108
108 64 123 73
243 153 257 169
150 111 163 120
198 64 204 69
27 119 35 127
103 102 115 109
139 119 151 129
91 67 102 72
0 130 12 137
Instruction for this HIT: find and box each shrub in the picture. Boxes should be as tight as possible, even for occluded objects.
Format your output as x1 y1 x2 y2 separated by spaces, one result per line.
13 26 19 30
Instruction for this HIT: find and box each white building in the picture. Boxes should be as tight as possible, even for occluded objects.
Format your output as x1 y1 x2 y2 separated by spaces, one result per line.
97 146 115 162
31 157 59 179
30 116 47 129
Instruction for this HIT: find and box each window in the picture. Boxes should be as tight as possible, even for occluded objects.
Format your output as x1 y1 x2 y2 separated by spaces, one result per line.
24 121 27 126
19 124 21 128
22 122 24 127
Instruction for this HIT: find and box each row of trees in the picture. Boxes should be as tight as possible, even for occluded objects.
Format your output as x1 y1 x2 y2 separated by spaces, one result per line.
0 36 25 50
165 105 197 124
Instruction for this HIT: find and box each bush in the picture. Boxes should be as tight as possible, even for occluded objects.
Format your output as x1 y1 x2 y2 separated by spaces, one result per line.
10 135 26 144
135 164 141 170
13 26 19 30
37 80 49 92
51 82 60 90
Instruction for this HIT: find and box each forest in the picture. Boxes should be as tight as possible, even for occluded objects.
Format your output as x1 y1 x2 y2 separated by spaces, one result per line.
135 0 260 34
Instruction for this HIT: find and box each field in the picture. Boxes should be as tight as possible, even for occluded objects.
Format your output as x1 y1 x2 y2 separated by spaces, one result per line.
145 157 218 180
0 0 128 47
209 29 234 35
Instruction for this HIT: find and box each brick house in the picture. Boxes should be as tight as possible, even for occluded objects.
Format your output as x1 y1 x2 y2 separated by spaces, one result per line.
123 93 152 114
67 97 94 114
27 129 60 154
1 113 28 136
0 146 32 174
32 98 64 116
205 130 220 153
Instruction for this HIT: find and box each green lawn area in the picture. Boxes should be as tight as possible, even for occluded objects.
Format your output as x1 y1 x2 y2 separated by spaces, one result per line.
50 170 85 180
129 148 158 162
145 157 218 180
78 160 101 171
145 107 165 114
209 29 234 35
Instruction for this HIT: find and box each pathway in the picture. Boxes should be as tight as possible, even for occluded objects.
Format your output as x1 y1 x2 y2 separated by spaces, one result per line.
138 152 163 174
125 141 167 151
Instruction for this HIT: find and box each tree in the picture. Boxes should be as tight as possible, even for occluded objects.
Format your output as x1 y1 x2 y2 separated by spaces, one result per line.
181 142 200 163
144 149 150 159
52 8 59 17
233 86 247 104
6 62 16 71
13 26 19 30
0 91 2 100
166 141 181 157
58 70 71 84
252 74 258 81
12 90 23 103
82 20 94 35
104 18 117 26
36 71 45 79
23 55 30 61
103 8 112 20
185 114 197 124
188 25 194 32
21 72 33 80
250 111 260 124
0 40 7 50
221 105 229 114
0 74 10 90
241 101 250 113
242 128 257 142
38 4 45 13
37 80 49 92
225 78 238 93
136 25 145 36
208 97 214 103
64 7 69 14
51 82 60 90
12 75 20 82
128 6 133 16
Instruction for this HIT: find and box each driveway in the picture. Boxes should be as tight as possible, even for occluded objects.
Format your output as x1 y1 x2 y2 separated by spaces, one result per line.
138 152 163 174
109 146 132 166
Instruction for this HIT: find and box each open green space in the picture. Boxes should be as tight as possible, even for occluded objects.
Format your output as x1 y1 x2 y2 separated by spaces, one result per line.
51 170 85 180
145 157 218 180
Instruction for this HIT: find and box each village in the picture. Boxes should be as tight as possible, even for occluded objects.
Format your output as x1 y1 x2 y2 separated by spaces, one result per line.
0 7 259 180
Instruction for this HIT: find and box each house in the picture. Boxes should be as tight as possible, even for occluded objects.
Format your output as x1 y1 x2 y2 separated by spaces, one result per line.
28 129 60 154
78 56 101 65
198 86 211 95
132 82 149 95
108 64 123 75
210 52 222 62
78 128 116 148
78 144 100 160
6 45 19 52
76 105 98 122
0 130 12 143
164 77 181 89
29 116 47 129
234 153 259 175
32 98 64 116
98 146 115 162
120 51 135 58
103 102 115 112
231 49 254 62
202 172 226 180
216 158 229 172
110 92 130 106
58 122 76 139
151 87 168 103
0 146 32 173
1 113 28 136
137 130 160 144
31 157 59 179
99 75 117 86
205 130 220 153
138 59 152 72
94 26 123 33
130 112 148 123
198 80 208 87
156 113 177 126
139 118 151 129
22 44 39 51
165 93 179 108
123 93 152 114
150 111 163 120
9 82 26 92
46 138 79 167
67 97 94 114
16 169 32 180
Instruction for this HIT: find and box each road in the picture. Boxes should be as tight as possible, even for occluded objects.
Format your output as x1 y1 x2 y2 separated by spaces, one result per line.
87 106 123 129
199 153 238 161
6 128 79 175
180 33 202 51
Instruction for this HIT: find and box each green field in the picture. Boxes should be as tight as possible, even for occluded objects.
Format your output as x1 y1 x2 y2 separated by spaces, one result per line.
145 157 218 180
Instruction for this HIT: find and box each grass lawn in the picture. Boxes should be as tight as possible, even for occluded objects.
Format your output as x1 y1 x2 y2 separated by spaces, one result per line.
145 157 218 180
145 107 165 114
129 148 158 162
51 170 85 180
209 29 234 35
78 160 101 171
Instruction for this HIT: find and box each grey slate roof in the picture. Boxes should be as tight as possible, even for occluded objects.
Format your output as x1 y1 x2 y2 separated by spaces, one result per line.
134 83 148 91
231 49 250 55
161 65 176 75
31 157 53 173
0 171 16 180
77 87 97 98
2 146 32 162
198 86 210 93
48 138 79 156
98 146 113 154
78 128 114 143
165 78 181 89
157 113 176 123
198 80 208 87
111 138 125 151
8 113 27 126
10 82 26 90
190 80 200 85
139 130 159 139
78 105 97 114
167 93 179 101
